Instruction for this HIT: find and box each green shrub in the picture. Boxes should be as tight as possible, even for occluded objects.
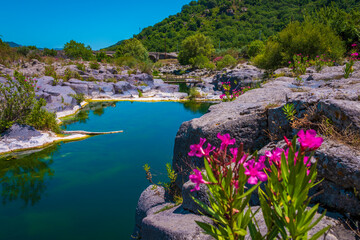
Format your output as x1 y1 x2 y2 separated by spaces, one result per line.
24 98 60 133
114 38 149 62
69 93 85 104
0 39 18 65
17 46 30 56
216 54 237 70
138 60 153 74
76 62 86 71
188 87 202 100
254 21 346 70
89 61 100 70
96 50 108 62
44 65 56 77
63 40 93 60
248 40 265 58
189 55 215 70
63 68 81 81
214 48 242 59
114 56 139 68
0 72 35 132
178 33 215 65
43 48 57 57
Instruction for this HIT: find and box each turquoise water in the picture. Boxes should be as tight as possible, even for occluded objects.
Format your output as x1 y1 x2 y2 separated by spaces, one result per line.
0 101 213 240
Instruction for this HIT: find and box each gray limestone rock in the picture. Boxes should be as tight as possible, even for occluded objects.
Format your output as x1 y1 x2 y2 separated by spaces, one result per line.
1 124 42 141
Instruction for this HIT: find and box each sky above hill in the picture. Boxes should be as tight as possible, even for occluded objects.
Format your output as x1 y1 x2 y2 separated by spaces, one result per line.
0 0 191 50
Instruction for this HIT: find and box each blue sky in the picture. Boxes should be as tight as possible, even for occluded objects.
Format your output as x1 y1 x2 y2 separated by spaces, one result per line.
1 0 191 50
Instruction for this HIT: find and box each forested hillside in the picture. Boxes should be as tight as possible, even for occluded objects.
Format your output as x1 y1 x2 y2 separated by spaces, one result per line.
106 0 360 51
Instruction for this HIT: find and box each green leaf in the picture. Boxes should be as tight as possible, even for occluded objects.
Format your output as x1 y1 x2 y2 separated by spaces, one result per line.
204 157 217 183
309 226 331 240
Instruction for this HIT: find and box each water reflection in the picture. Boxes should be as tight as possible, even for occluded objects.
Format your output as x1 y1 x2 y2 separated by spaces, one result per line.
0 144 59 206
62 102 117 127
182 101 215 114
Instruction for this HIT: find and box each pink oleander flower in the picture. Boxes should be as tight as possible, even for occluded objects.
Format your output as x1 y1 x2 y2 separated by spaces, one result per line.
203 143 215 156
351 52 359 57
188 138 206 157
189 169 208 192
220 94 225 99
230 148 238 162
352 43 357 47
217 133 236 150
288 61 291 64
265 148 284 165
244 159 267 185
297 129 323 151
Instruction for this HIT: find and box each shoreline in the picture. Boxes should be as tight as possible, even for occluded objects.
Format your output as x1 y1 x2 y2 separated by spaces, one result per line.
1 98 219 156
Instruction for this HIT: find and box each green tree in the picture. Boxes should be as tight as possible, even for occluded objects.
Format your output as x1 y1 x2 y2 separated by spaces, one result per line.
254 20 346 70
63 40 93 60
248 40 265 58
178 33 215 65
114 38 149 62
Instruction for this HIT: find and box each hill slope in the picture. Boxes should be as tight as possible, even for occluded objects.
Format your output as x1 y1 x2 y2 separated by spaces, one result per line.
106 0 360 52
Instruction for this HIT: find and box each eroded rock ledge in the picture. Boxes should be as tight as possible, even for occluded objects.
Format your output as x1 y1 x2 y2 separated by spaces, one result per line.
134 63 360 239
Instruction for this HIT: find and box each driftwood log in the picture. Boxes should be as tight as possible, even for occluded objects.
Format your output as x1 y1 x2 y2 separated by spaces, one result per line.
62 130 123 135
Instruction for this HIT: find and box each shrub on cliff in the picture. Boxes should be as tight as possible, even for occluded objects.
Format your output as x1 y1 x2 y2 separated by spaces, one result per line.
63 40 93 61
254 20 345 70
0 72 59 133
178 33 215 65
114 38 149 62
24 98 60 133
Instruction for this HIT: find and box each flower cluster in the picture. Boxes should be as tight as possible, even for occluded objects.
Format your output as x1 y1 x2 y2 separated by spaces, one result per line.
189 129 327 240
349 42 360 61
220 82 251 102
212 56 223 63
189 129 323 192
188 132 267 192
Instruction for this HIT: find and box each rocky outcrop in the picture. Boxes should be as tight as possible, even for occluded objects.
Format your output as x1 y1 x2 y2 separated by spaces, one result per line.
134 63 360 239
133 185 213 240
135 184 357 240
0 124 88 154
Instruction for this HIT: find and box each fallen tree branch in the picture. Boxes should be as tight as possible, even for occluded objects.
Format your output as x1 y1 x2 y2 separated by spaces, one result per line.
62 130 123 135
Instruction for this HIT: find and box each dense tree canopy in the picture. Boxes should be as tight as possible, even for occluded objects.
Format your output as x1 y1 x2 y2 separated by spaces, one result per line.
105 0 360 52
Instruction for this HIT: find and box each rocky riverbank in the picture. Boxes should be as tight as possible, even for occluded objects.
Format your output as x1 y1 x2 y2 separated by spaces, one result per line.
134 62 360 239
0 60 266 154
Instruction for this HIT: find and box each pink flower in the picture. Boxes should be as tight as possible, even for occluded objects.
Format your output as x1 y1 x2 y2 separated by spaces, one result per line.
230 148 238 162
188 138 206 157
297 129 323 151
219 94 225 99
352 43 357 47
288 61 291 64
189 169 208 192
351 52 359 57
265 148 284 165
217 133 236 150
203 143 215 156
244 159 267 184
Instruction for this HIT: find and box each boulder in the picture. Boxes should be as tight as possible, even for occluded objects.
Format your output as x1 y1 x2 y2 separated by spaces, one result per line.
1 124 42 141
172 79 293 187
114 81 134 94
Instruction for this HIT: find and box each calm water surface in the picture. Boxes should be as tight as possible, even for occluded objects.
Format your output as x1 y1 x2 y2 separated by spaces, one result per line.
0 101 213 240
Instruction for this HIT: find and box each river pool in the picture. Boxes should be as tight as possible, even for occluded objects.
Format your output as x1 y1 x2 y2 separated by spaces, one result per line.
0 101 213 240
